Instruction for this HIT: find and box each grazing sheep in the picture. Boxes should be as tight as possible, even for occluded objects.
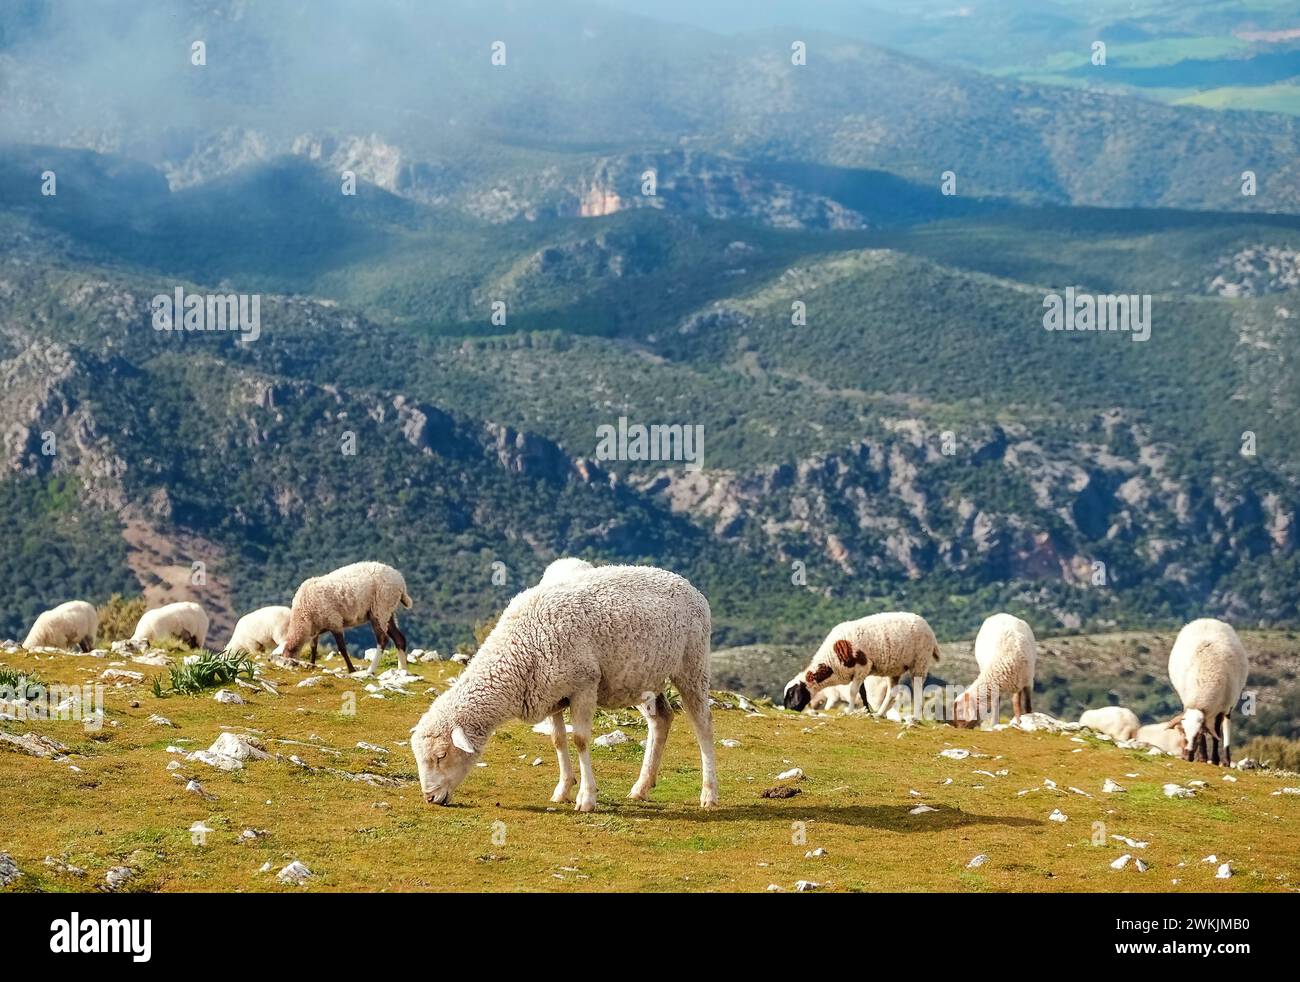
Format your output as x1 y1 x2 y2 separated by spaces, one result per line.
224 605 292 655
1168 618 1249 766
1136 718 1187 757
411 564 716 812
538 557 594 586
952 613 1036 728
131 601 209 649
275 561 412 675
783 612 939 716
1079 706 1141 742
807 677 891 713
23 600 98 652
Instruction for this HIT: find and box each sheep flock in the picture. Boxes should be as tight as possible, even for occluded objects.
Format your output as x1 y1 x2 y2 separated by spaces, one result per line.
13 559 1257 816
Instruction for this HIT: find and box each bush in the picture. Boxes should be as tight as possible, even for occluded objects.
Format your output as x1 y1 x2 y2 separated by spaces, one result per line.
96 594 148 645
1239 736 1300 773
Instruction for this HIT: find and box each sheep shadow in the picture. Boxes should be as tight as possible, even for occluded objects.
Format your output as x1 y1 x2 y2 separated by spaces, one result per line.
512 801 1041 832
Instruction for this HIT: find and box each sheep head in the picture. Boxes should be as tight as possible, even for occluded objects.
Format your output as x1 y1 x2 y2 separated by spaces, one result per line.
1179 709 1207 762
411 699 480 805
783 659 837 712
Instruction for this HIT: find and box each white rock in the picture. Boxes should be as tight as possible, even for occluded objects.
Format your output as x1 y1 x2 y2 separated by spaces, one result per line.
100 668 144 683
1111 854 1131 870
939 748 970 760
1135 859 1149 873
805 847 827 858
777 767 804 781
794 880 820 892
966 854 989 869
910 805 937 815
296 676 329 688
720 739 741 748
213 689 244 705
1163 783 1195 798
1202 854 1218 863
146 714 175 727
593 729 629 748
186 750 243 771
1102 778 1126 793
766 884 783 892
104 866 133 891
531 757 543 766
0 853 22 887
1111 835 1149 849
355 741 388 754
1216 862 1232 879
207 732 268 761
277 860 313 885
1272 787 1300 796
1222 775 1238 783
1049 809 1068 822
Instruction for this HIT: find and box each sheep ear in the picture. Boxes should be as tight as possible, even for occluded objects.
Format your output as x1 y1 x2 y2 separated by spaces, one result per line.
451 726 477 755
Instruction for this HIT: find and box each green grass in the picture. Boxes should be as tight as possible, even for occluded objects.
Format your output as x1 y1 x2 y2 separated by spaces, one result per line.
153 650 256 697
2 646 1298 892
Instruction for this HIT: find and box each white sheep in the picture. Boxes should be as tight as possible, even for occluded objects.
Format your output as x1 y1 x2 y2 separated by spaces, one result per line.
224 605 292 655
276 561 412 675
411 564 717 812
1079 706 1141 742
1168 618 1249 766
131 601 209 649
1136 718 1187 756
538 557 594 586
808 677 891 713
952 613 1036 727
23 600 98 652
783 611 939 716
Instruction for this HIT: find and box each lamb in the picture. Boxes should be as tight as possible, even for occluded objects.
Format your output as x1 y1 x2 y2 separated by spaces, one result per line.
23 600 98 652
1168 618 1249 766
538 557 594 586
782 611 939 716
131 601 209 649
1079 706 1141 742
951 612 1036 727
1136 718 1187 757
275 561 412 675
224 605 292 655
411 564 717 812
807 677 891 713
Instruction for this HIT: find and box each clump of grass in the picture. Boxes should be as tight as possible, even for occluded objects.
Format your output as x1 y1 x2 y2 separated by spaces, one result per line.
0 665 42 690
153 650 255 696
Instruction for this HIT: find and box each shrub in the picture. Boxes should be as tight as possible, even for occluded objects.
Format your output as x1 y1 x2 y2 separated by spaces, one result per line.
96 594 148 645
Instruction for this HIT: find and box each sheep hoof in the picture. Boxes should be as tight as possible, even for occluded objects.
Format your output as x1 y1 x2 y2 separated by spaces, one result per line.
575 792 597 813
699 789 719 809
550 786 575 804
627 784 650 801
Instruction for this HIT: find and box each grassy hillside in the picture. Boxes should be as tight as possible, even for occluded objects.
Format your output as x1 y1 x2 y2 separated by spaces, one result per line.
2 645 1298 892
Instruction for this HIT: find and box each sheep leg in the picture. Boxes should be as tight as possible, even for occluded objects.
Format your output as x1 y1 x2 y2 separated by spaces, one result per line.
367 615 388 674
1220 713 1232 767
1011 689 1022 724
331 631 356 674
874 676 898 718
1210 713 1225 766
548 710 577 803
673 674 719 809
309 634 319 664
1022 686 1032 715
629 693 673 800
386 615 408 672
79 636 93 653
569 689 599 813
